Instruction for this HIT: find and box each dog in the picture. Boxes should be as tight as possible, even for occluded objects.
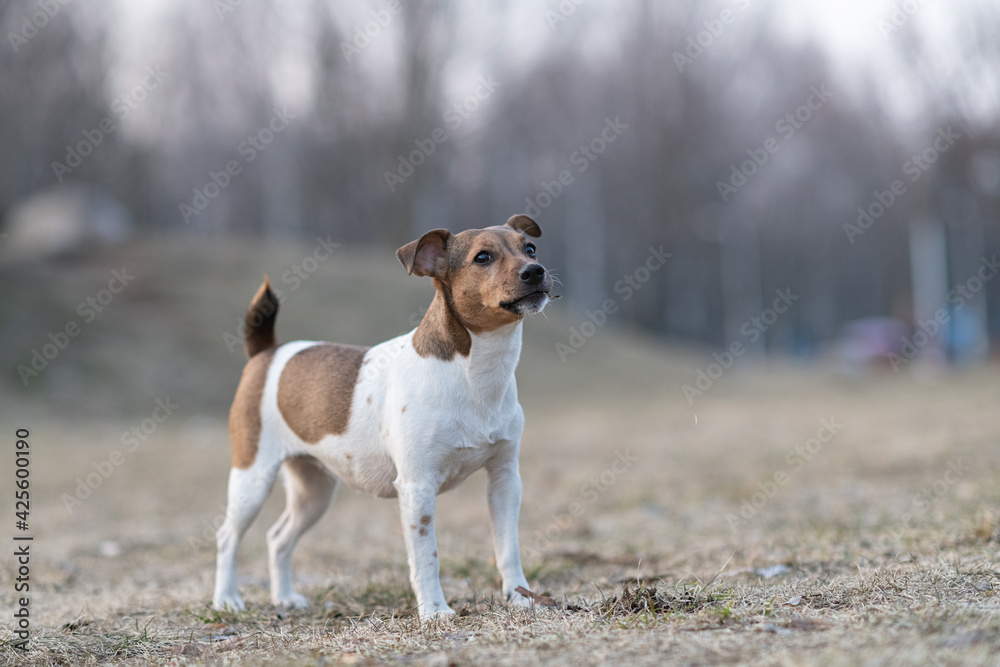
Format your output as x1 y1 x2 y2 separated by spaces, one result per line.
212 214 553 618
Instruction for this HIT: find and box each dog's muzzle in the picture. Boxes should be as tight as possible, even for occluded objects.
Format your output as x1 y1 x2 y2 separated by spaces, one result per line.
501 264 552 314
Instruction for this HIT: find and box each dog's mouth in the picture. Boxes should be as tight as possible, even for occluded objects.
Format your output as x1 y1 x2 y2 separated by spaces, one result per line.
500 290 550 314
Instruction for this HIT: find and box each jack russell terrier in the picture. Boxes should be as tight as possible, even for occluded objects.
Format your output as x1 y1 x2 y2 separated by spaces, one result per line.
213 215 553 618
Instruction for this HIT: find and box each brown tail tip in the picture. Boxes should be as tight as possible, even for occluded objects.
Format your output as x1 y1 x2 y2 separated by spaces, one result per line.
245 276 279 358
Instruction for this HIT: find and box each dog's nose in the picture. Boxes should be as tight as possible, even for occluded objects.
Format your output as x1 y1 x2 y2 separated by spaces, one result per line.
519 263 546 286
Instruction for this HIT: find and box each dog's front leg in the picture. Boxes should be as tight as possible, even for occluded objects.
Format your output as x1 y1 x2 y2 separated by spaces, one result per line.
395 481 454 619
486 457 532 608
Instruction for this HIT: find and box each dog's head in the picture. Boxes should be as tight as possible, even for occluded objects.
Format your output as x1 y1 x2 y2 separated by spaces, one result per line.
396 215 553 333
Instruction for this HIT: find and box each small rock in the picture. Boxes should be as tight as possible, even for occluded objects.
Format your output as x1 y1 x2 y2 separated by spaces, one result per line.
755 565 789 578
98 540 122 558
763 624 793 635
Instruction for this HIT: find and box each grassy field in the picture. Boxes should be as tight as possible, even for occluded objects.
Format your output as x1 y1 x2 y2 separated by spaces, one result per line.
2 238 1000 665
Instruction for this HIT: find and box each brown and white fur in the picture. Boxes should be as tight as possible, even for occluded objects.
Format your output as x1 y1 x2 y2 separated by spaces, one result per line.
213 215 553 619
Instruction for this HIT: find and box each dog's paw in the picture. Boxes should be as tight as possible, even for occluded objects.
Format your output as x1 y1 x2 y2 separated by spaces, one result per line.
419 605 456 620
274 593 310 611
505 586 533 609
213 593 246 612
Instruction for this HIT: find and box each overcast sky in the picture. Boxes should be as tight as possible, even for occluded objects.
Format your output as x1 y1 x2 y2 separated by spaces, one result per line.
104 0 997 143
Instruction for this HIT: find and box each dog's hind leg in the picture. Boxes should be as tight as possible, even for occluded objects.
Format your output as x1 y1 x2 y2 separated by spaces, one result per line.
267 455 338 610
213 458 281 611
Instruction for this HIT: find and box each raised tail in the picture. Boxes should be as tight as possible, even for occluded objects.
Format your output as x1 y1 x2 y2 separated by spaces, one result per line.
244 277 279 358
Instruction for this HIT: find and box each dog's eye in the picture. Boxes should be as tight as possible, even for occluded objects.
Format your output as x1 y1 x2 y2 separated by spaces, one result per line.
473 251 492 264
525 243 536 257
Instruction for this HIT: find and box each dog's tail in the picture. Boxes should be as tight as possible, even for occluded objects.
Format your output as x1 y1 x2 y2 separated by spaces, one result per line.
244 276 279 358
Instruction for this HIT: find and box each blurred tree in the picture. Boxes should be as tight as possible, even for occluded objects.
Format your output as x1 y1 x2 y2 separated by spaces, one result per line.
2 0 999 355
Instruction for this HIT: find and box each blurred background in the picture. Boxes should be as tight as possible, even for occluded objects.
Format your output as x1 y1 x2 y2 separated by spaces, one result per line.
2 0 1000 418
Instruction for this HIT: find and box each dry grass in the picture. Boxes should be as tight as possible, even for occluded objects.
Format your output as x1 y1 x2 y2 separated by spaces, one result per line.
2 239 1000 665
4 368 1000 666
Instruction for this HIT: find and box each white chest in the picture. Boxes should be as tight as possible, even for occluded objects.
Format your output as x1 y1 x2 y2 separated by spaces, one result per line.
378 326 525 488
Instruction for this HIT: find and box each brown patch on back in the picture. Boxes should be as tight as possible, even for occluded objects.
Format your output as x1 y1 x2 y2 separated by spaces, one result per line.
419 527 428 536
401 405 407 413
277 343 369 444
420 515 431 525
229 348 277 469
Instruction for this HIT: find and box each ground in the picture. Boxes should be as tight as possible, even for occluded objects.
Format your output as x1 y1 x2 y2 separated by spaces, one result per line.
1 238 999 665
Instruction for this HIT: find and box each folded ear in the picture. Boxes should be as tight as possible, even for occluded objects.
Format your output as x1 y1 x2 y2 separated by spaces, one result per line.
506 214 542 237
396 229 451 278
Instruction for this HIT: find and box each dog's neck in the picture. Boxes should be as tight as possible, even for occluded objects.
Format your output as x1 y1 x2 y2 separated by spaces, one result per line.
414 284 523 400
466 322 523 401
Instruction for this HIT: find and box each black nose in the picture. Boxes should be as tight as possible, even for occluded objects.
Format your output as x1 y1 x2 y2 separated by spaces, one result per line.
519 263 546 286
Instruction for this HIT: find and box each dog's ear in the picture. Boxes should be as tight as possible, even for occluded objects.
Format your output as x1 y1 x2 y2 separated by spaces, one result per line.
506 214 542 237
396 229 451 278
